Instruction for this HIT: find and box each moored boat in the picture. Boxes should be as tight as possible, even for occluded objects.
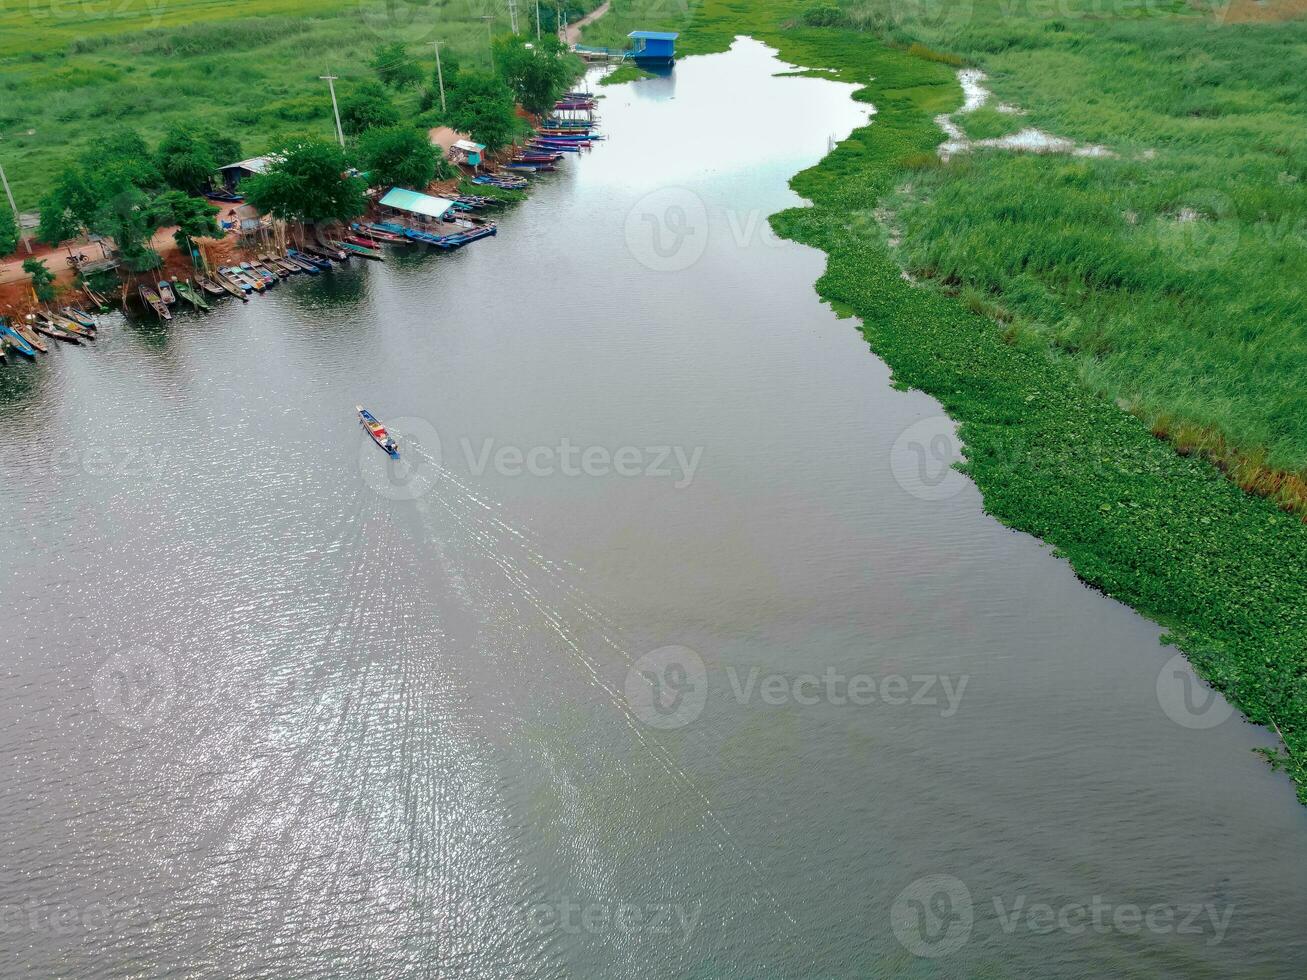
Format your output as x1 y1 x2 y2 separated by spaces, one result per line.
333 239 384 261
352 223 408 244
139 284 172 320
214 270 250 298
357 405 399 458
197 276 227 297
42 311 94 339
157 280 176 304
0 319 38 359
11 320 48 354
61 307 97 329
285 250 325 273
174 280 213 311
32 319 81 345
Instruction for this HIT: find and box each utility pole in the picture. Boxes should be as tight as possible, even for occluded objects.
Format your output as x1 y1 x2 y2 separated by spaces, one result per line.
0 163 32 255
508 0 518 35
535 0 541 39
431 41 447 113
320 73 345 147
482 16 495 71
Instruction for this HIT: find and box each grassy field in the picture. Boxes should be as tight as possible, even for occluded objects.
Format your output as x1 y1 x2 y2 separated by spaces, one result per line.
583 0 1307 798
0 0 602 205
868 0 1307 508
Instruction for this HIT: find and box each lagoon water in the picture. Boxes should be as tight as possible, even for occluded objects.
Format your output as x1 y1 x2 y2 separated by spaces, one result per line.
1 38 1305 978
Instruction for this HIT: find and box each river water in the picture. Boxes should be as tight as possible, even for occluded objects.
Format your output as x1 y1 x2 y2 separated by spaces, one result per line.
1 38 1304 979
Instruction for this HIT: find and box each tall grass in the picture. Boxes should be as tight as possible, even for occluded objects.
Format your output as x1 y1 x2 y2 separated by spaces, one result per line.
824 0 1307 503
588 0 1307 798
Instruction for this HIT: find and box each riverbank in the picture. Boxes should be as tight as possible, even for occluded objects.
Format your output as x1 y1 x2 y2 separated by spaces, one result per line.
606 1 1307 799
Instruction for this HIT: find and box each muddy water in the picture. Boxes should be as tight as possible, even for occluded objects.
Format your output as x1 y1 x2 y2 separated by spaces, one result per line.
0 38 1304 979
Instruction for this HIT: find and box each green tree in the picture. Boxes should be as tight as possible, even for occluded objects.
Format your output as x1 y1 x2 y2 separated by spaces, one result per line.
433 46 461 87
156 128 218 195
86 130 161 189
22 257 56 302
0 205 16 255
494 35 574 117
37 167 94 245
200 130 242 168
444 70 519 152
150 191 221 256
241 140 368 224
356 126 447 190
92 184 161 271
371 42 423 89
339 81 401 136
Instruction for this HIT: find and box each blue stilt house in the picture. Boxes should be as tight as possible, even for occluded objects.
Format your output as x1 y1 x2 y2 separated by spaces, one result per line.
627 30 678 66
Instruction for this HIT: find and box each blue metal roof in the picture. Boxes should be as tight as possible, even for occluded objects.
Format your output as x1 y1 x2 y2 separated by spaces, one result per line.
628 30 679 40
378 187 456 219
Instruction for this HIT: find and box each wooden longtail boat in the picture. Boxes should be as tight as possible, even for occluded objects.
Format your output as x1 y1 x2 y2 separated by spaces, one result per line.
196 276 227 297
0 320 38 358
332 239 384 261
32 319 82 345
240 262 276 287
42 312 94 338
61 308 97 328
223 267 262 292
214 271 250 299
352 223 408 244
174 281 212 311
156 281 176 304
12 321 48 354
284 251 324 273
309 237 350 261
357 405 399 458
139 285 172 321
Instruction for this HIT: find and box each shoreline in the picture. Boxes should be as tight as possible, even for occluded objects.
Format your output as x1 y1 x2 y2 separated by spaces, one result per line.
655 2 1307 800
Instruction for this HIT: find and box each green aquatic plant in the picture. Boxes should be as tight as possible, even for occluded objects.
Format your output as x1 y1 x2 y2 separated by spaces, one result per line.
591 0 1307 800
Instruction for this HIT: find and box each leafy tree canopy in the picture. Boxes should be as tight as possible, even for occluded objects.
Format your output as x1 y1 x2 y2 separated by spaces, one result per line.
37 168 95 245
151 190 221 240
444 70 519 152
23 257 56 301
339 81 401 135
241 140 368 224
371 42 423 89
156 128 218 195
494 35 574 117
355 126 446 190
0 205 17 256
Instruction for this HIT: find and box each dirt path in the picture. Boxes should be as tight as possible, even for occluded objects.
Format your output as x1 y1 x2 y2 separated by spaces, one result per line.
565 0 610 44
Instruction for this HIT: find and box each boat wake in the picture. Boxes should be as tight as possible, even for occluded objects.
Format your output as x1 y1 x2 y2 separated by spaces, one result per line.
390 449 799 929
